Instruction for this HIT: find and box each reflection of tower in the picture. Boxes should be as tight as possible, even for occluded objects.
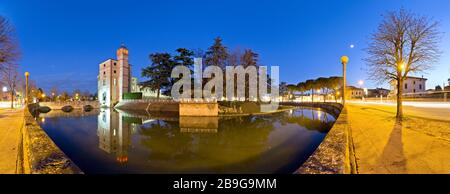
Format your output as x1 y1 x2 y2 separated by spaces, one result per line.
97 109 131 163
98 45 131 107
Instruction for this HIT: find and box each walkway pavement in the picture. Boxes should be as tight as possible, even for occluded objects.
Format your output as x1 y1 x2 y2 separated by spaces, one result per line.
0 108 24 174
347 103 450 174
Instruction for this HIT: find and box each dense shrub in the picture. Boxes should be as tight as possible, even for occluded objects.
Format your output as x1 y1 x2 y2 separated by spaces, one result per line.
123 92 143 100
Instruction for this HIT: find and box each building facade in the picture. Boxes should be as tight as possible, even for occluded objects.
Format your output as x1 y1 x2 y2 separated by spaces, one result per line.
367 88 390 98
130 76 165 99
131 77 140 93
98 46 131 107
346 86 364 99
390 76 427 95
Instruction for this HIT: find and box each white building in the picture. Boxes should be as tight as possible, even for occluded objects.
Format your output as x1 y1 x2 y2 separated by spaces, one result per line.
130 76 166 99
130 77 140 93
390 76 427 95
98 45 131 107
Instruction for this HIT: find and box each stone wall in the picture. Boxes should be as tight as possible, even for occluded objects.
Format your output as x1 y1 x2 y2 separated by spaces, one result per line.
115 100 219 117
39 101 100 110
281 102 356 174
20 104 82 174
115 100 179 112
179 102 218 116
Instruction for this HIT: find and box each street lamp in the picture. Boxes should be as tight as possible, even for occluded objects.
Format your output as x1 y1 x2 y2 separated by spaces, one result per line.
25 72 29 104
341 56 349 105
358 80 364 87
2 86 7 92
398 61 406 72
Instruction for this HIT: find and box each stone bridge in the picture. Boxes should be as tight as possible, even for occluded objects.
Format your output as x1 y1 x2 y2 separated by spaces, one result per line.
39 101 101 110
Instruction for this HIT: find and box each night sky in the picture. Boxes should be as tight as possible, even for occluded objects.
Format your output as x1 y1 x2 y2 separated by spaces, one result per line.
1 0 449 93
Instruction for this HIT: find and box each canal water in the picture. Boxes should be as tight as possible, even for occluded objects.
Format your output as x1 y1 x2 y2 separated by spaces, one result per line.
36 107 336 174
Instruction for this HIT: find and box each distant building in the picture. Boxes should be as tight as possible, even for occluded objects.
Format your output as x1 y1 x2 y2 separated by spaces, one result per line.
98 45 131 107
131 77 140 93
446 78 450 91
390 76 427 95
130 77 164 99
346 86 364 99
367 88 390 97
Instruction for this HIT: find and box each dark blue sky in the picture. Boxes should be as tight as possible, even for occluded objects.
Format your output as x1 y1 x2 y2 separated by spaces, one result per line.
1 0 449 93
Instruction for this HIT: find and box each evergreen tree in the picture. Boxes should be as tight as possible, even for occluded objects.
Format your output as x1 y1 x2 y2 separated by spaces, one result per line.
141 53 174 99
205 37 228 69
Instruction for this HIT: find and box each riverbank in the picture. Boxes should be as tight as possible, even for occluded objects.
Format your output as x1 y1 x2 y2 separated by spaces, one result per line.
0 108 24 174
347 103 450 174
20 105 82 174
294 102 354 174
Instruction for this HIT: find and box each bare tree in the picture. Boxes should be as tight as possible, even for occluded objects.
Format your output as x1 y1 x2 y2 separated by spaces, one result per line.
366 9 441 119
0 16 19 70
1 63 20 108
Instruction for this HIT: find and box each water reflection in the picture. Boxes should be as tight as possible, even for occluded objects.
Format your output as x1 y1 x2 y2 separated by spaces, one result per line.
97 110 133 163
179 117 219 133
37 107 337 174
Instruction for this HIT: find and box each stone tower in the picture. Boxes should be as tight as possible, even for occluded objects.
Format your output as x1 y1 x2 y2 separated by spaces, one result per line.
98 45 131 107
117 45 131 103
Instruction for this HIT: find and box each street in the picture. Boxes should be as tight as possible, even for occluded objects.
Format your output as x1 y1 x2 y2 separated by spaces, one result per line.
347 102 450 174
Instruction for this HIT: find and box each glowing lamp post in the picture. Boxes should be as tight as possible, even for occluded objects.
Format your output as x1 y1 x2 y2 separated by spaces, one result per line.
340 56 349 105
25 72 30 104
358 80 364 87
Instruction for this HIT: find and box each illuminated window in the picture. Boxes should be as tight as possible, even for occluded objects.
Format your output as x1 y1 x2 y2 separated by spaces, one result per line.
113 78 116 86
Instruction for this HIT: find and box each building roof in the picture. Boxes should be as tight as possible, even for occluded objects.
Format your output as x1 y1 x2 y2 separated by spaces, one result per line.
99 58 117 65
368 88 390 91
405 76 427 80
389 76 427 84
346 86 364 90
119 44 127 50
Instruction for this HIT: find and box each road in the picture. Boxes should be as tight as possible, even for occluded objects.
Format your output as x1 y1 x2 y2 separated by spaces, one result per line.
346 102 450 174
349 100 450 121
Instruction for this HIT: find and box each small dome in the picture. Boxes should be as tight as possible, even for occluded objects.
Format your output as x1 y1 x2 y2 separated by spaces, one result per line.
119 44 127 50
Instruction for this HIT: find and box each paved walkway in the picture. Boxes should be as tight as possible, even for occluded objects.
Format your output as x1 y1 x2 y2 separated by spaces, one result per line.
0 108 24 174
347 103 450 174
